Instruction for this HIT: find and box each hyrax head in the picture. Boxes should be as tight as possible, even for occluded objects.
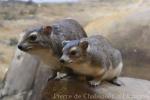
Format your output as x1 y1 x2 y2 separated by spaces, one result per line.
18 26 52 53
60 39 89 64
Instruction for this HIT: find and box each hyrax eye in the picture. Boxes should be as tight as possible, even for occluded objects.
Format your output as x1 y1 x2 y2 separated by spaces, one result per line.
70 50 77 56
29 35 37 41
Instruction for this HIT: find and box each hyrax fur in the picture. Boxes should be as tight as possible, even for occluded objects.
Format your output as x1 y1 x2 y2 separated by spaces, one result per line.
18 18 87 80
60 35 123 86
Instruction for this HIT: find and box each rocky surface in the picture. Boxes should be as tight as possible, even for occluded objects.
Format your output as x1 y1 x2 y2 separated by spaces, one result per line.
41 77 150 100
0 49 52 100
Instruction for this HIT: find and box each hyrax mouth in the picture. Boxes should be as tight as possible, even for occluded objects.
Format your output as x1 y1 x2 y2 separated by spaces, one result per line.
18 45 32 51
59 58 73 64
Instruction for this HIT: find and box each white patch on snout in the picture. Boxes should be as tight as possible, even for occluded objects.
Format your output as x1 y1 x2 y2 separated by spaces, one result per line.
61 55 72 63
30 32 37 36
70 47 77 51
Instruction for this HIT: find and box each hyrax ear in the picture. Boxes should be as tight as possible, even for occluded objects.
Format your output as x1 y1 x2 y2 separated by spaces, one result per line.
43 26 52 35
62 40 70 47
79 40 88 50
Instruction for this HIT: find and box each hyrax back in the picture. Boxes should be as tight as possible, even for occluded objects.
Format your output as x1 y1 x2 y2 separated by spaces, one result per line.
17 18 87 79
60 35 123 86
50 18 87 56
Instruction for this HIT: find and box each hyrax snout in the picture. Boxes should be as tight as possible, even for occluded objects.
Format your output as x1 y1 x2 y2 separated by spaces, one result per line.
60 35 123 86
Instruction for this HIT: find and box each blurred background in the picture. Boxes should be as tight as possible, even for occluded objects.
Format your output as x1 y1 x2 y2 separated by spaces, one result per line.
0 0 150 83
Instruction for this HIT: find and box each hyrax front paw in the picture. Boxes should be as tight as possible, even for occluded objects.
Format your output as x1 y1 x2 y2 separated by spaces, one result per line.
54 72 67 80
47 72 57 81
88 80 101 87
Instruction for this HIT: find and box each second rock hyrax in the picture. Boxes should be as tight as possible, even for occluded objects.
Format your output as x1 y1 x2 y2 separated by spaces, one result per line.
60 35 123 86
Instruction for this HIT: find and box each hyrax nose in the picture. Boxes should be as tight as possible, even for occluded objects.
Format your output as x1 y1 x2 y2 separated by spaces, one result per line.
59 59 65 64
18 45 23 50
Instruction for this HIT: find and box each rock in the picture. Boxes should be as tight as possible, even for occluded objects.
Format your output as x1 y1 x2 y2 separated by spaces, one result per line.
0 49 39 99
107 9 150 80
85 9 150 80
42 77 150 100
85 9 150 55
0 49 53 100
